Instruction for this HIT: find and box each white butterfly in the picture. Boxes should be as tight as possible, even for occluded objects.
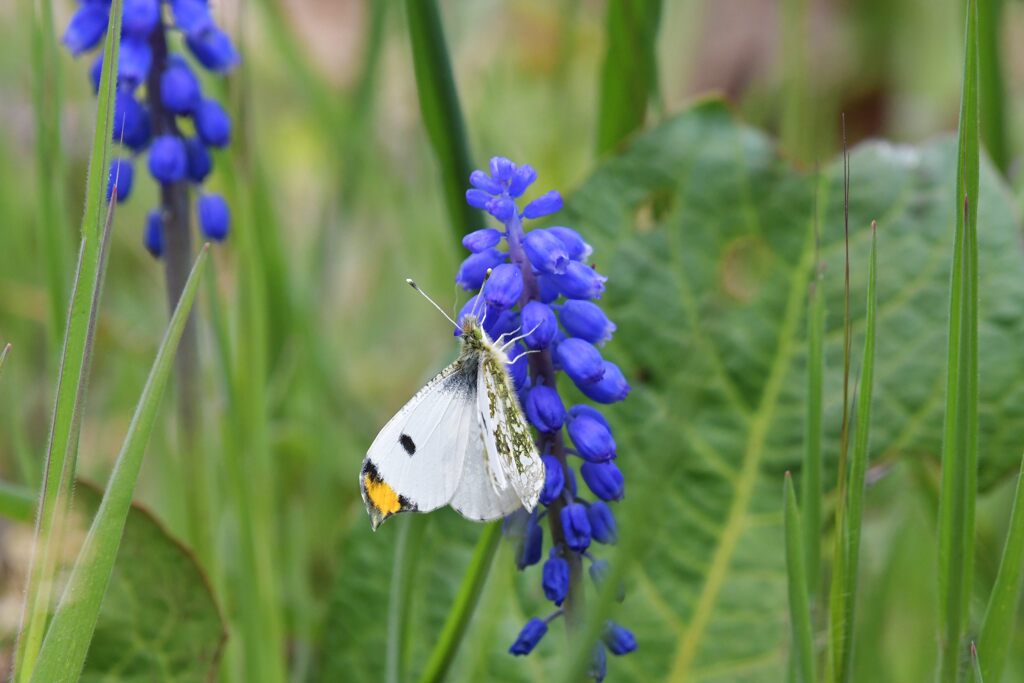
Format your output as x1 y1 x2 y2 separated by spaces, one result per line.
360 280 545 530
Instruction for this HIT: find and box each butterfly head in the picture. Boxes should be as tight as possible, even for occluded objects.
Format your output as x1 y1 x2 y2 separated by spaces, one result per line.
460 314 488 348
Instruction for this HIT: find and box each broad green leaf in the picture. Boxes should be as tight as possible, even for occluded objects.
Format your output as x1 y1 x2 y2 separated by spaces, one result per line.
71 482 226 682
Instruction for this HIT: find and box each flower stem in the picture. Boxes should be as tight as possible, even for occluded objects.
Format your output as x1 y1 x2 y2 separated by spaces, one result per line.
505 214 585 630
146 22 210 562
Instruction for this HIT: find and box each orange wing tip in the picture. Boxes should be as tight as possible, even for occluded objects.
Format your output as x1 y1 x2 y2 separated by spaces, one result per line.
360 460 416 530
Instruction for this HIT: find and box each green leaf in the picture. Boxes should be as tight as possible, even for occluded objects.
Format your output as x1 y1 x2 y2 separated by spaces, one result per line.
30 247 208 683
405 0 481 239
784 473 815 683
978 454 1024 683
801 252 825 597
596 0 663 154
550 97 1024 681
70 481 226 682
938 0 981 679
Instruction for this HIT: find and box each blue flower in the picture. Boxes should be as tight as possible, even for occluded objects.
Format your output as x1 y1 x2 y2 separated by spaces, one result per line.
171 0 214 35
542 550 570 606
588 501 617 544
559 300 616 345
161 58 202 114
122 0 160 37
185 137 213 183
515 511 544 569
195 98 232 147
548 226 592 261
456 248 507 291
118 37 153 90
603 622 637 655
590 644 608 682
567 410 616 462
198 193 231 241
523 229 570 274
63 4 109 56
509 618 548 656
580 461 625 501
106 157 134 203
579 361 631 404
520 301 557 349
144 210 164 258
483 263 524 310
552 261 607 300
556 338 606 386
462 228 502 253
113 91 151 151
560 503 591 552
538 454 564 505
522 190 563 219
524 384 565 434
186 28 240 72
149 135 188 184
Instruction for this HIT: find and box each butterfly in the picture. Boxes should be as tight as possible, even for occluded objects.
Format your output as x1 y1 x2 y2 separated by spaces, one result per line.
360 280 545 530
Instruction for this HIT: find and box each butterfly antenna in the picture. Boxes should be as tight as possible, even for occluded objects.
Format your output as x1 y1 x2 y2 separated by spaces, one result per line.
470 269 493 321
406 279 459 327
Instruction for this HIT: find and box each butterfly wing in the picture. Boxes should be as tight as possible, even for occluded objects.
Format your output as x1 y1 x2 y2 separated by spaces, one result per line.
449 412 522 521
477 348 544 511
361 354 479 530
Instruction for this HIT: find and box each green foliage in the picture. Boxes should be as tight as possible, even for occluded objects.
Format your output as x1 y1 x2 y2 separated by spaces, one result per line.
76 482 226 682
784 473 815 683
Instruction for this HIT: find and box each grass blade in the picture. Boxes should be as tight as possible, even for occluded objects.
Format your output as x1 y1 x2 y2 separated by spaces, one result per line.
785 473 816 683
12 5 123 677
977 454 1024 683
386 515 427 683
802 241 825 596
29 246 209 683
937 1 980 680
417 521 502 683
977 0 1009 174
595 0 663 153
405 0 481 238
0 342 10 377
971 642 984 683
838 221 878 680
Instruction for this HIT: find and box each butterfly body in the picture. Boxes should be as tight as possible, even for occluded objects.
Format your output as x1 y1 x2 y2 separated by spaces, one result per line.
360 314 544 530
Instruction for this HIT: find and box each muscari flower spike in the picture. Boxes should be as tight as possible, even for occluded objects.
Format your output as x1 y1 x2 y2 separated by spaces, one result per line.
63 0 237 255
455 158 632 677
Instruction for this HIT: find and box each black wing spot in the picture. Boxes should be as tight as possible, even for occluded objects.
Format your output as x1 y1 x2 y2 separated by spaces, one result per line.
399 433 416 455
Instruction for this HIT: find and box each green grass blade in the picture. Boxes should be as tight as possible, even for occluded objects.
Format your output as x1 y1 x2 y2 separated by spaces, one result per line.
971 642 984 683
977 454 1024 683
12 6 123 677
405 0 481 237
838 221 878 681
977 0 1009 173
937 1 980 680
595 0 662 153
0 342 10 377
386 515 427 683
785 473 817 683
802 251 825 597
416 521 502 683
29 246 208 683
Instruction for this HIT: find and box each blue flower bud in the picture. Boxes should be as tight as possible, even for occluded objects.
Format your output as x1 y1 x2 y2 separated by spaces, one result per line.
465 189 490 209
123 0 160 37
580 461 624 501
590 644 607 682
198 193 230 241
579 361 631 404
588 501 617 544
548 226 592 261
523 190 563 219
485 308 520 342
556 338 605 386
148 135 188 184
489 156 516 183
455 248 506 290
567 410 616 462
106 157 134 203
113 91 150 150
524 384 565 433
560 502 591 552
118 37 153 90
536 273 560 304
539 454 564 505
565 460 578 497
552 261 607 300
483 263 523 310
462 228 501 253
509 618 548 656
63 4 109 56
521 301 557 349
195 98 232 147
506 344 529 390
144 209 164 258
171 0 214 35
542 550 570 606
486 196 516 222
523 229 569 275
185 137 212 183
508 164 537 198
469 170 502 195
515 511 543 569
603 622 637 655
559 300 616 345
568 404 611 432
161 59 202 114
187 27 239 72
89 54 103 93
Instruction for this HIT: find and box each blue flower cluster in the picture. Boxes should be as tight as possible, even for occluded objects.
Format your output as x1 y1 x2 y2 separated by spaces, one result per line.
456 158 634 680
63 0 237 256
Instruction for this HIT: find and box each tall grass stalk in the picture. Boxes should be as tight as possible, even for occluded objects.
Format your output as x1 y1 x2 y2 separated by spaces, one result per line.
977 0 1009 173
937 1 980 680
785 472 816 683
12 5 123 678
802 234 825 597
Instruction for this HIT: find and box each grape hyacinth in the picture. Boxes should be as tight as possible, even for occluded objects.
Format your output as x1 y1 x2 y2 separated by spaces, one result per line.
458 158 633 679
62 0 238 254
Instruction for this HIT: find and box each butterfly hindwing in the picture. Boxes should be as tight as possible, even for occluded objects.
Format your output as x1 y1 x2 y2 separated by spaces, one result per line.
477 347 544 511
448 408 522 521
361 355 478 529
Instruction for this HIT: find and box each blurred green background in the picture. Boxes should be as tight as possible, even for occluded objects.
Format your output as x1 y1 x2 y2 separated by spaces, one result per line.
1 0 1024 681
